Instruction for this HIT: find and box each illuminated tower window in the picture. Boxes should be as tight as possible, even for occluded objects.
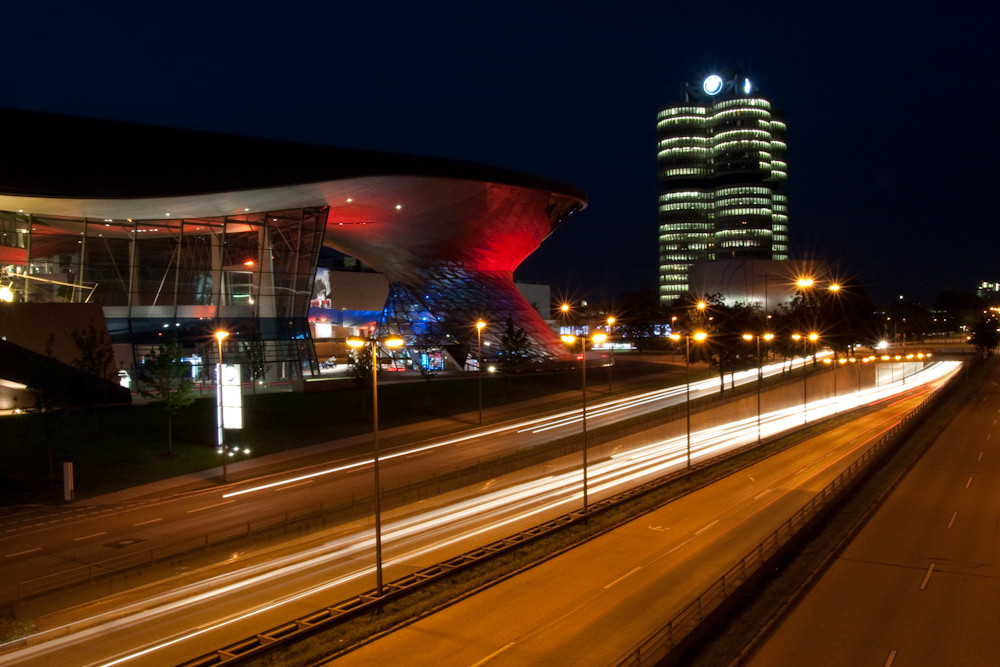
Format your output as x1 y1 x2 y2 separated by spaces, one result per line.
656 69 789 304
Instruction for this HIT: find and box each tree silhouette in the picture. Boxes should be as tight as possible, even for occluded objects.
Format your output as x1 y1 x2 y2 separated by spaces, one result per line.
969 315 1000 356
138 336 197 455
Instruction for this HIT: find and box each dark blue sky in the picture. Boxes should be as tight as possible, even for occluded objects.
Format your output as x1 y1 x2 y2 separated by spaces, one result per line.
1 2 994 307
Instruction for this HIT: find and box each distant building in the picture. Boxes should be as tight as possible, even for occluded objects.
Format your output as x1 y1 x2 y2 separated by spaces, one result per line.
657 70 789 305
977 281 1000 306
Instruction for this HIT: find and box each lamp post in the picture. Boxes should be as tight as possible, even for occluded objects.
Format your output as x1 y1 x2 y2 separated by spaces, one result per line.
743 332 773 444
476 320 486 425
346 332 405 596
561 331 607 514
669 330 707 467
606 316 615 394
792 332 819 424
215 330 229 483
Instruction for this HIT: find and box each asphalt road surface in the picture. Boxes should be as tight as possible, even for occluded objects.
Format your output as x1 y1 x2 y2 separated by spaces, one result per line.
0 360 954 665
311 371 960 666
745 361 1000 666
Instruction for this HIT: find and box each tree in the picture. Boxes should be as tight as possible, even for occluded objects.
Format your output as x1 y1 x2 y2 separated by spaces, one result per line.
708 301 761 391
71 323 116 410
138 336 197 455
969 314 1000 356
934 289 984 333
497 317 532 375
348 345 372 415
615 287 661 352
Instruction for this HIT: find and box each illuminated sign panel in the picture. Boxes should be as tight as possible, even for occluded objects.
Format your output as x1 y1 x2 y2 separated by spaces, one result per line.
221 363 243 430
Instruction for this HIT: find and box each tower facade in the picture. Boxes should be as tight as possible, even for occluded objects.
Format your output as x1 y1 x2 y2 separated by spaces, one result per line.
657 70 789 304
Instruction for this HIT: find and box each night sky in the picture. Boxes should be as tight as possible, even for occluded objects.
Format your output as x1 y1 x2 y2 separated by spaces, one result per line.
2 2 995 308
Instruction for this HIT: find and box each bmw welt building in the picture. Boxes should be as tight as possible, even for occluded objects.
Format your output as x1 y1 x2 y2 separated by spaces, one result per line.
0 108 585 408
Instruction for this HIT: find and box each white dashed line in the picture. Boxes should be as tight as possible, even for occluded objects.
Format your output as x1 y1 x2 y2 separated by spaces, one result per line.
187 500 235 514
133 518 163 527
4 547 42 558
74 531 107 542
919 563 935 590
695 520 719 536
604 567 642 589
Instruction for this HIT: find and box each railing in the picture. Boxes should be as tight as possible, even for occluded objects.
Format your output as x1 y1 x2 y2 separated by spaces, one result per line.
613 368 959 666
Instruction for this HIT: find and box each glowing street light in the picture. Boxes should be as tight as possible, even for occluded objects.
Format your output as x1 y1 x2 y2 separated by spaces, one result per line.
669 330 707 467
215 330 230 483
561 330 607 514
792 332 819 423
606 316 616 393
346 332 405 596
743 332 774 443
476 320 486 425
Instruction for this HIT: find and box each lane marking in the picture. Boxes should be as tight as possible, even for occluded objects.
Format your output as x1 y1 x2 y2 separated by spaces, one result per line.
695 520 719 536
187 500 235 514
4 547 42 558
966 477 973 489
133 518 163 527
919 563 935 590
663 537 696 557
604 567 642 590
978 452 984 462
884 649 898 667
947 511 957 529
471 642 515 667
754 489 773 500
74 531 107 542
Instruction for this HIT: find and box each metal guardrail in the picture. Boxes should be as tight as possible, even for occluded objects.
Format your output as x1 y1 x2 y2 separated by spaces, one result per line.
613 368 959 666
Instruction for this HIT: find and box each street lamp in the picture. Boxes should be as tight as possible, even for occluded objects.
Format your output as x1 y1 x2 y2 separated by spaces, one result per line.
743 332 773 443
792 332 819 424
476 320 486 425
215 330 229 483
669 330 707 467
561 331 607 514
346 332 405 596
606 316 616 394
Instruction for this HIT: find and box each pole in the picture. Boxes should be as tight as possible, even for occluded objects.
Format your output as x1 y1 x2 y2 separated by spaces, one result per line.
802 340 808 424
216 333 227 483
371 339 383 596
685 335 692 468
756 335 762 444
606 317 615 394
581 338 589 514
477 323 483 425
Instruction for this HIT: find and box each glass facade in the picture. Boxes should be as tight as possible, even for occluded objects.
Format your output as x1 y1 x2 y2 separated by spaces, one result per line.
1 207 327 383
657 71 789 304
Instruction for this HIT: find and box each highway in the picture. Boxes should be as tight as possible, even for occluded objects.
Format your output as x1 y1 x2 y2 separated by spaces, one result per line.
0 354 827 602
323 363 963 666
0 360 958 666
745 360 1000 666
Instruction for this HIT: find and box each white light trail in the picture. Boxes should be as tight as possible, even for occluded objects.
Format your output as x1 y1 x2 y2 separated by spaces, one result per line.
2 360 958 666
